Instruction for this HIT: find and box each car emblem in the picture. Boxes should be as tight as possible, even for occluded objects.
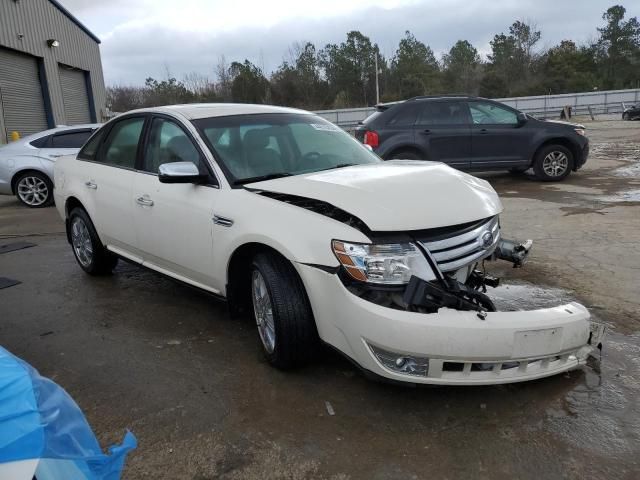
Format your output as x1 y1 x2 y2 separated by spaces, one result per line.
481 231 494 248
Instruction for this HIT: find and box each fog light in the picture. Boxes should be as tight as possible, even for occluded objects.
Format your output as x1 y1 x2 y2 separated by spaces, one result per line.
369 344 429 377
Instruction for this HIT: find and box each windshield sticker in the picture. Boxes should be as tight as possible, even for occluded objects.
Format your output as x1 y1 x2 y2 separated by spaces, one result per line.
310 123 341 132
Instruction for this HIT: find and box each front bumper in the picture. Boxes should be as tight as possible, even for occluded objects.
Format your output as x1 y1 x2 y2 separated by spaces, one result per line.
299 264 603 385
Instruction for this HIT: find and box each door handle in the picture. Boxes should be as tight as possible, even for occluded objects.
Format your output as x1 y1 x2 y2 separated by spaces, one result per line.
136 196 154 207
84 181 97 189
479 129 489 134
421 129 431 134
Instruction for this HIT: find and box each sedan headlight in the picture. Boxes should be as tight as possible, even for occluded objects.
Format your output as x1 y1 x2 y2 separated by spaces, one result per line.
332 240 435 285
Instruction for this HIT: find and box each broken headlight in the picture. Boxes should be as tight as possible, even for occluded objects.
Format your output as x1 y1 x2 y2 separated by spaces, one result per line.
332 240 434 285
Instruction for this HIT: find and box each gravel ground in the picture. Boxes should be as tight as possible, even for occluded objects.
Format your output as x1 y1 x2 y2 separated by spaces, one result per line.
0 119 639 479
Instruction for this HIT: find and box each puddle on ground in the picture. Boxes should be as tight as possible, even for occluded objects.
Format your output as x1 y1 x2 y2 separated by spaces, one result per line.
600 189 640 203
488 281 640 460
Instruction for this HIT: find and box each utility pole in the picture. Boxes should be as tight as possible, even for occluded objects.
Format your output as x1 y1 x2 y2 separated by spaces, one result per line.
375 52 380 105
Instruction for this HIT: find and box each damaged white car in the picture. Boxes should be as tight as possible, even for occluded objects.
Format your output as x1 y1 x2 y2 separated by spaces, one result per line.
53 104 604 385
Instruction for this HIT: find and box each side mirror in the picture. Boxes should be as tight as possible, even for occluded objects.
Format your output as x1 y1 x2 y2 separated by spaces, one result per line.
158 162 208 184
516 112 528 126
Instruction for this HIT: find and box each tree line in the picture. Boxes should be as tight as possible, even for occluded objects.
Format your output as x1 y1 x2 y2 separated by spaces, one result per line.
107 5 640 112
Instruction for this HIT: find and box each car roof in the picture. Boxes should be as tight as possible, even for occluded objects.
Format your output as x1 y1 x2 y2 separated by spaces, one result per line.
124 103 313 120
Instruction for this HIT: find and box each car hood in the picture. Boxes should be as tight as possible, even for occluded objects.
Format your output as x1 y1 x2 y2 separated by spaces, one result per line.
246 161 503 232
543 119 585 129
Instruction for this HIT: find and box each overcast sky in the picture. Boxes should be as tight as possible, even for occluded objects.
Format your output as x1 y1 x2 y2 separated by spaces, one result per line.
59 0 639 86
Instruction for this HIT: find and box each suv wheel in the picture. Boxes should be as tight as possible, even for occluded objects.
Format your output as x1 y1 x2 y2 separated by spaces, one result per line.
15 171 53 208
251 252 317 368
389 150 422 160
533 145 573 181
69 208 118 275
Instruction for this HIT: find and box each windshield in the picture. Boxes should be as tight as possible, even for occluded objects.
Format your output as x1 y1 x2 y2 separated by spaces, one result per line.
193 113 380 184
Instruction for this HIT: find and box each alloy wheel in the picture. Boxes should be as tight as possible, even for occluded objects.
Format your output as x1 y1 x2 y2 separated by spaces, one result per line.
542 151 569 177
252 270 276 354
71 217 93 268
17 176 49 206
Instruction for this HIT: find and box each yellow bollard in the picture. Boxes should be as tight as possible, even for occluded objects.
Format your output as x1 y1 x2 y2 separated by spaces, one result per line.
9 131 20 142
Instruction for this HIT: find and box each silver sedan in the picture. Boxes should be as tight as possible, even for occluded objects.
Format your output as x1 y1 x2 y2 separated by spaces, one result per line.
0 124 100 207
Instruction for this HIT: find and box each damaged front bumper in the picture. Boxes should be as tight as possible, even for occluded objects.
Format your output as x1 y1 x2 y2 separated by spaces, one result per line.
299 264 605 385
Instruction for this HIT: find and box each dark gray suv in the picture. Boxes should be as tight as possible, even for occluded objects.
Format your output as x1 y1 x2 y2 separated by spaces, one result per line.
355 96 589 181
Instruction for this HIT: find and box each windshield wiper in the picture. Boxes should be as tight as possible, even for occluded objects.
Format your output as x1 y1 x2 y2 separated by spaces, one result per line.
318 163 357 172
233 172 293 185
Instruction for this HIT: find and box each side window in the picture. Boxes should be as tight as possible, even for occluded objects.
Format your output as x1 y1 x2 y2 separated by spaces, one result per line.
30 135 51 148
387 104 419 126
50 130 93 148
77 129 105 160
99 117 144 168
469 102 518 125
417 101 470 126
143 118 203 174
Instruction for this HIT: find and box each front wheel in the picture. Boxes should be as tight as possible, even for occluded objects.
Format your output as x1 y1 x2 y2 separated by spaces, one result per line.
69 208 118 275
533 145 573 181
15 171 53 208
251 252 318 369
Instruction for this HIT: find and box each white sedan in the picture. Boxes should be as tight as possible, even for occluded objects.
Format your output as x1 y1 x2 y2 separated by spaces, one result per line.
0 124 100 207
53 104 604 385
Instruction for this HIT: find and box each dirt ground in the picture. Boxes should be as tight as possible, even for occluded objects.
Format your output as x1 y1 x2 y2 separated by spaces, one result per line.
1 119 639 479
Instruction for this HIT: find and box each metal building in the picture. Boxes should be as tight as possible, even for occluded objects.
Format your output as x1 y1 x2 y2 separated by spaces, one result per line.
0 0 106 143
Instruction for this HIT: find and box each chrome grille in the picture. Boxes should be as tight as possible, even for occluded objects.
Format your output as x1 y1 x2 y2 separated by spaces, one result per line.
418 216 500 272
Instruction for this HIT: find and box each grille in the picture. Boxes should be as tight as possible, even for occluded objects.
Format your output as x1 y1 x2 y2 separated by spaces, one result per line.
418 216 500 273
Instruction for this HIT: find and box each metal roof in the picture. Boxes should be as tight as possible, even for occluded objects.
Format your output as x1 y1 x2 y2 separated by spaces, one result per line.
48 0 101 44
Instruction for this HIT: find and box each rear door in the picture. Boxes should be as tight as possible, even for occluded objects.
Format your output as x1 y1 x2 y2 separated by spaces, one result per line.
468 100 530 167
413 100 472 168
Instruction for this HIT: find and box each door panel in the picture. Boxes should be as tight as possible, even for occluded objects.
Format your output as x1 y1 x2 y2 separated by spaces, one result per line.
413 101 471 167
468 101 530 166
133 116 221 292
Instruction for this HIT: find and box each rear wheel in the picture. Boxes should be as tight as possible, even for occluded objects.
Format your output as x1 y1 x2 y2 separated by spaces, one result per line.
251 252 318 368
15 171 53 208
388 150 422 160
533 145 573 181
69 208 118 275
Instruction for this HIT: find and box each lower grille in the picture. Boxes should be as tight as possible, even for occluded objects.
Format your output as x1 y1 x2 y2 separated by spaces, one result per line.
418 216 500 272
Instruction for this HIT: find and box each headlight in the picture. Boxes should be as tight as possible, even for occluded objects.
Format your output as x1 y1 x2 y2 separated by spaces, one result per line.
332 240 435 285
574 128 586 136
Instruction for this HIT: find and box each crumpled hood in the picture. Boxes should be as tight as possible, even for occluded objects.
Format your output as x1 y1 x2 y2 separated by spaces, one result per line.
246 161 503 232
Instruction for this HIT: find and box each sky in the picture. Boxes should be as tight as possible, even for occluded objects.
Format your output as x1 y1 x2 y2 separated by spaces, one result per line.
59 0 640 86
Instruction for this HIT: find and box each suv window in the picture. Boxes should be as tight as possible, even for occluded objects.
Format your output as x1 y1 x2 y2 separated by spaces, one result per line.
99 117 144 168
387 104 419 126
469 102 518 125
143 118 203 174
417 101 470 125
50 130 93 148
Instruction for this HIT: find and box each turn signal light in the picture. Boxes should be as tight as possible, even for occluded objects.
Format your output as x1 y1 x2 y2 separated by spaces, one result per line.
363 130 379 148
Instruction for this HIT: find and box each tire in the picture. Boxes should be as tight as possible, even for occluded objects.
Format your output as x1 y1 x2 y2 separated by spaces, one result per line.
388 150 422 160
14 171 53 208
68 208 118 275
533 145 573 181
250 252 318 369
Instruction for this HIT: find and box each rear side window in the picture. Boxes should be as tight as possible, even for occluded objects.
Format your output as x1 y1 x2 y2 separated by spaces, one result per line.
30 135 51 148
387 104 420 126
98 117 145 168
50 130 93 148
417 101 470 126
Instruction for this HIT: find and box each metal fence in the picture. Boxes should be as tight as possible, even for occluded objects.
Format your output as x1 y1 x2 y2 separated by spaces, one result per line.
314 88 640 131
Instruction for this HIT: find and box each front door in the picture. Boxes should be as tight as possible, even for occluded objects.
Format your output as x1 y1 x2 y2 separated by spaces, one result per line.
468 100 530 167
413 100 472 168
132 116 222 293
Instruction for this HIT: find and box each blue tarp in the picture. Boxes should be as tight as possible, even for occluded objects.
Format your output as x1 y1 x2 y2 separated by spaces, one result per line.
0 347 136 479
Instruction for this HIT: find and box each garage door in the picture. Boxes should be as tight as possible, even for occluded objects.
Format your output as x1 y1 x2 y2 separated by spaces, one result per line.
0 48 49 140
59 65 91 125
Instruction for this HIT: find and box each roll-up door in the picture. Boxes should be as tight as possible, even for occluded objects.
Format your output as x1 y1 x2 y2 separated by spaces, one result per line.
59 65 91 125
0 47 49 140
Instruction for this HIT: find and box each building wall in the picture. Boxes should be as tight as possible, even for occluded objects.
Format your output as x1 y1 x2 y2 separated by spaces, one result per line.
0 0 106 129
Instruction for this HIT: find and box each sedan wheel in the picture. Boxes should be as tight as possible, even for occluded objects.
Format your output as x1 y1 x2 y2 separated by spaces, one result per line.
71 216 94 268
16 173 52 207
252 270 276 354
68 207 118 275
